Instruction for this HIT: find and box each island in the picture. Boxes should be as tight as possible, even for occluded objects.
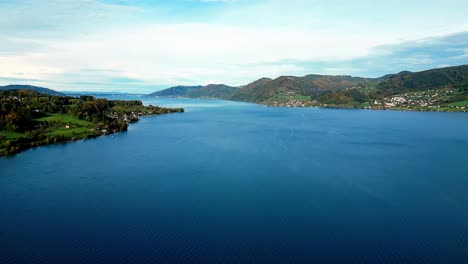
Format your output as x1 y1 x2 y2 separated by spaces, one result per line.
0 90 184 156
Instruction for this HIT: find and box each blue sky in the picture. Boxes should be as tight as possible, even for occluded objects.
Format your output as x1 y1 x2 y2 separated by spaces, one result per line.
0 0 467 92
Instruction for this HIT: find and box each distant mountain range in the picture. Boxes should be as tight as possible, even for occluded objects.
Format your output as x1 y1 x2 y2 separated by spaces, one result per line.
185 84 240 100
145 64 468 111
145 84 240 100
145 75 370 102
230 75 370 103
0 85 64 96
145 85 204 97
146 64 467 101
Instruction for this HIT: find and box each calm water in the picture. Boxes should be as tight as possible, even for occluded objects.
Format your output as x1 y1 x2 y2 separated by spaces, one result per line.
1 98 468 263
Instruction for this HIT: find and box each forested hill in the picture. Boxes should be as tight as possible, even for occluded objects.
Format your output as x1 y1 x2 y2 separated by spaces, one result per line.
143 65 468 112
0 90 184 156
229 77 273 102
230 75 370 103
376 65 468 97
146 84 239 99
186 84 239 99
225 65 467 111
145 85 203 97
0 84 64 96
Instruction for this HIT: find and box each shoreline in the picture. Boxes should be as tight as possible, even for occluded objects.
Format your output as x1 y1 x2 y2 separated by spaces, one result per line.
0 111 184 157
145 96 468 113
263 104 468 113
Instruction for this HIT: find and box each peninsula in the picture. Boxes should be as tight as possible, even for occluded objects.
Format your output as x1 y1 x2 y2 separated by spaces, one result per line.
0 89 184 156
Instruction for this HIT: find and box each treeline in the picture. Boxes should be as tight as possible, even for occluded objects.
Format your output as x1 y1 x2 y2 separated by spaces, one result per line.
0 90 67 132
317 88 374 106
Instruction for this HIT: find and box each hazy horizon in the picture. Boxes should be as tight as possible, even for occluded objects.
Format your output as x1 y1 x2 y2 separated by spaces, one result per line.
3 63 467 94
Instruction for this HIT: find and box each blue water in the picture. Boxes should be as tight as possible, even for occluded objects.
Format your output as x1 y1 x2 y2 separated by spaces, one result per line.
1 98 468 263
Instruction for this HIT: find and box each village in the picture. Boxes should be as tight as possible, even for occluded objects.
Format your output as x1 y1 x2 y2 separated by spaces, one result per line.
263 88 468 112
268 99 309 107
383 89 468 112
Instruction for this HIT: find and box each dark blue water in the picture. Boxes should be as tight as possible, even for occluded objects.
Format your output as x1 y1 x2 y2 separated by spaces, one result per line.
1 98 468 263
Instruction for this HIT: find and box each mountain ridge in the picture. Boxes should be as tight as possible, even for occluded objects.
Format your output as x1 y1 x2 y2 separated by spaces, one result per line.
0 84 64 96
146 84 239 100
144 64 468 112
145 85 203 97
186 84 239 100
230 74 371 103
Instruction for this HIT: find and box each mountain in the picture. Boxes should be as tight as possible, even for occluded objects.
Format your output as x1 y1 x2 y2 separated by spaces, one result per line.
186 84 239 99
144 64 468 111
0 85 64 96
230 75 370 103
230 77 272 102
307 65 468 111
146 84 239 100
145 85 203 97
376 65 468 96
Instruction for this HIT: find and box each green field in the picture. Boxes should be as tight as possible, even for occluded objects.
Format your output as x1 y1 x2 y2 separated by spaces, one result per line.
35 113 93 126
0 131 26 154
0 131 25 140
47 127 95 137
35 113 97 137
448 100 468 107
0 114 98 155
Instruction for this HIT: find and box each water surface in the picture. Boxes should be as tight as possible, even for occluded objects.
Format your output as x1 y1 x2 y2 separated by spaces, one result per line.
1 98 468 263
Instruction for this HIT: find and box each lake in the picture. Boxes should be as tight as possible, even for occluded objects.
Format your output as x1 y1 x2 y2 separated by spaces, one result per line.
1 98 468 263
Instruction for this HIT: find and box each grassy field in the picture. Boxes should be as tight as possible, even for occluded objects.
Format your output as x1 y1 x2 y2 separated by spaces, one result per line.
35 113 98 137
47 127 95 137
0 114 98 156
448 100 468 107
35 113 93 126
0 131 25 140
32 114 100 138
1 113 101 156
1 114 94 141
0 131 26 154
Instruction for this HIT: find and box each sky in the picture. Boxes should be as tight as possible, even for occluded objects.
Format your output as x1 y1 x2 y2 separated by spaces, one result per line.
0 0 468 93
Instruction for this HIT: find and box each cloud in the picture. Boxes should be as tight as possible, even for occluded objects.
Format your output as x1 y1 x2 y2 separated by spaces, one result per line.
0 37 49 56
0 0 467 92
0 76 44 83
0 0 140 37
270 32 468 78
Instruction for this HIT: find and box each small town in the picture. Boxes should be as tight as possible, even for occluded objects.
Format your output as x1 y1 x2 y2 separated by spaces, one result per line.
264 88 467 112
382 89 468 112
